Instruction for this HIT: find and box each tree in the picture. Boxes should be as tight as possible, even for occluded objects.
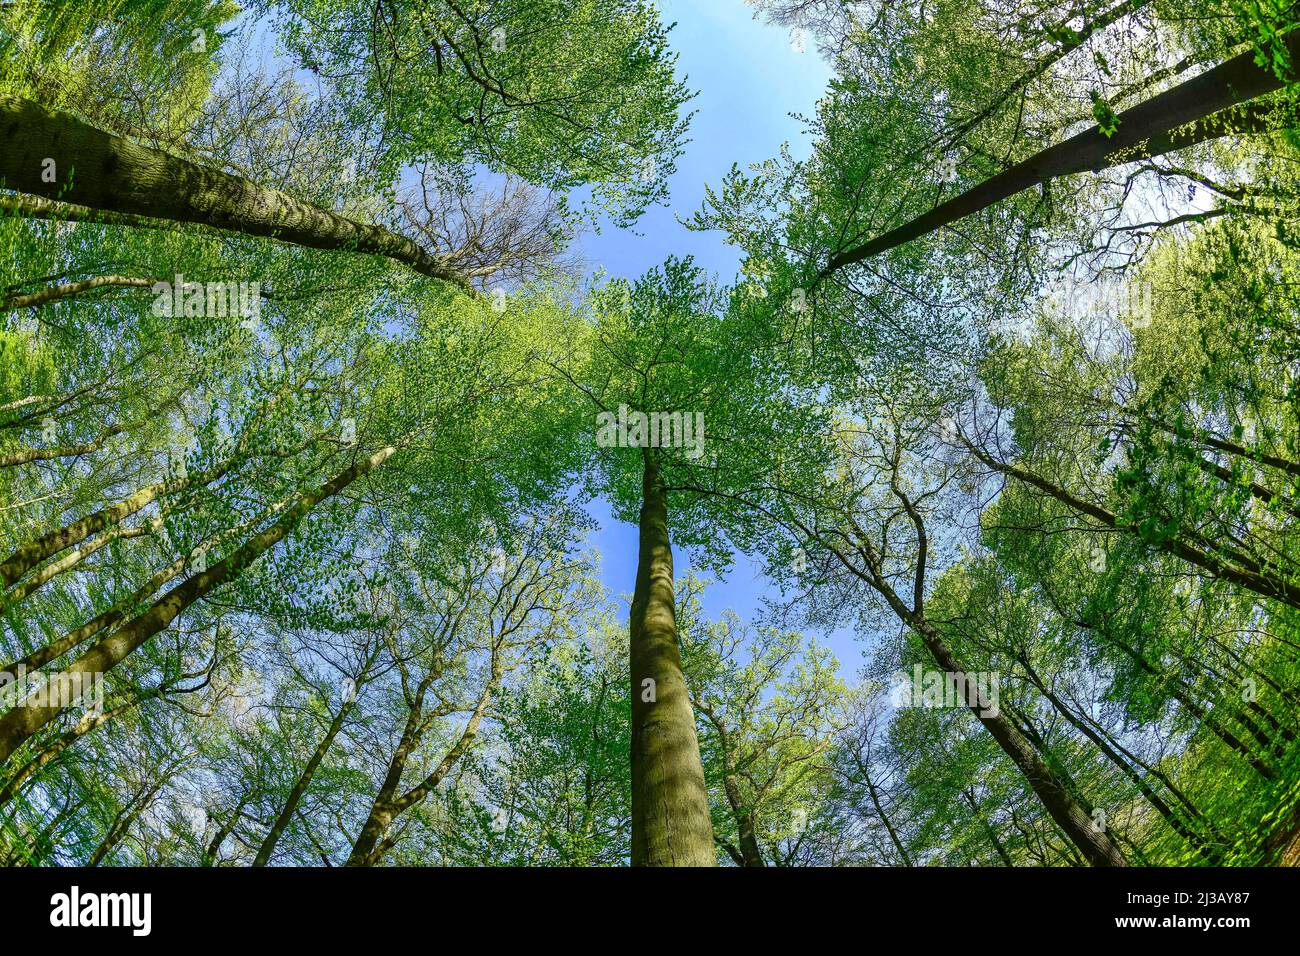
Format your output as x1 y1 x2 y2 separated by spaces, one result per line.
261 0 693 227
678 577 845 866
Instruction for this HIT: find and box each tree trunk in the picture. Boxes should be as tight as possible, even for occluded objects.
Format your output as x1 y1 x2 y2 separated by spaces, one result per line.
734 810 765 867
1091 619 1279 779
347 662 501 866
819 30 1300 275
855 757 911 865
253 699 353 867
87 779 165 866
345 683 430 868
0 445 397 763
809 510 1127 865
1 275 157 310
629 449 715 866
0 97 469 289
964 789 1013 866
1 517 158 611
719 761 765 866
0 449 226 588
3 490 288 676
3 555 186 675
918 625 1128 866
203 794 250 866
0 697 141 809
1018 655 1222 862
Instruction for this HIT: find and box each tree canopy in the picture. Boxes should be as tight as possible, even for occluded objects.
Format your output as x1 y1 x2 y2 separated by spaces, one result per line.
2 0 1300 872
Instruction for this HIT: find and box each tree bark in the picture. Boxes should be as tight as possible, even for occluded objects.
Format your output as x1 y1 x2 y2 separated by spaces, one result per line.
0 697 141 810
0 424 126 468
964 788 1013 866
917 623 1128 866
0 97 470 290
748 481 1128 866
3 494 288 677
3 555 186 675
346 665 499 866
1034 579 1282 780
0 410 231 589
1 517 158 611
734 809 765 867
87 778 166 866
1017 654 1222 861
0 445 397 763
1 275 156 310
819 29 1300 276
203 794 250 866
253 699 353 867
629 449 715 866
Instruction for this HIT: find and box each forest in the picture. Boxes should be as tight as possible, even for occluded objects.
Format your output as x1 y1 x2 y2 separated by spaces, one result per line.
1 0 1299 870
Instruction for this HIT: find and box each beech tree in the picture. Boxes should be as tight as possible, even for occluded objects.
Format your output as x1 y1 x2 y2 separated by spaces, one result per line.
3 0 1300 872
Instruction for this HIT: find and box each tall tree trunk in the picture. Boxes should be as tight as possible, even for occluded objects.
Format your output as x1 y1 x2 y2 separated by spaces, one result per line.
964 788 1013 866
4 555 186 675
1 275 157 310
734 810 765 867
344 746 410 867
719 757 765 866
0 451 219 588
0 389 312 589
87 779 166 866
819 30 1300 275
629 449 715 866
253 699 353 867
793 500 1127 865
3 494 289 677
0 445 397 763
1084 615 1279 779
203 794 250 866
917 624 1128 866
849 751 912 865
0 97 469 289
1017 654 1222 862
0 696 143 810
0 423 127 468
347 665 499 866
1 517 159 611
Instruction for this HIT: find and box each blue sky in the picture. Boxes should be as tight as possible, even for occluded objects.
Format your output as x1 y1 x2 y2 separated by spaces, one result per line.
577 0 829 281
574 3 865 678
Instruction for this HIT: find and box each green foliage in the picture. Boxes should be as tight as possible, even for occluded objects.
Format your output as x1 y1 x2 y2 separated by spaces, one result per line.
261 0 694 227
2 0 1299 870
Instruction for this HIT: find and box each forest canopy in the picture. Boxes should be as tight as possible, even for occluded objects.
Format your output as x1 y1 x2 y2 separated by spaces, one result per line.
1 0 1300 869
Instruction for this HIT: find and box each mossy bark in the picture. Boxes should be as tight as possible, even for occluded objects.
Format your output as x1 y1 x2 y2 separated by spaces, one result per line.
629 450 715 866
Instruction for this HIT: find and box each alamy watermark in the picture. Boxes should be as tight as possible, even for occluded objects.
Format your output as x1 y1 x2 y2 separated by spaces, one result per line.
0 664 105 714
889 664 1000 718
595 404 705 459
151 273 261 323
1046 276 1153 329
50 886 150 936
